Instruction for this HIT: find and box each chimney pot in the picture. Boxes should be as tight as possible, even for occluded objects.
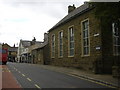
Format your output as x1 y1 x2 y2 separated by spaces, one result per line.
68 4 76 13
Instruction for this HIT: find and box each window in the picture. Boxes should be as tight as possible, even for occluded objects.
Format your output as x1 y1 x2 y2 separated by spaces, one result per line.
58 31 63 57
68 26 74 57
2 49 7 54
51 34 55 58
81 19 90 56
0 49 7 54
112 22 120 55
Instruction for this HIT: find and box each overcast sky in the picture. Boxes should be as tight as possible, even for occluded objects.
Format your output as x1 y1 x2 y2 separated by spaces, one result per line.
0 0 119 47
0 0 89 47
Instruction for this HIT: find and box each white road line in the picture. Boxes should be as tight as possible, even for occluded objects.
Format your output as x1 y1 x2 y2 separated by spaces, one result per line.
27 78 32 82
35 84 41 89
22 74 25 77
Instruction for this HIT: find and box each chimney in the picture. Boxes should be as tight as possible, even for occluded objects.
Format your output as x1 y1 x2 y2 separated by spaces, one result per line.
13 44 15 47
33 37 36 42
44 33 48 42
31 37 36 45
68 4 76 13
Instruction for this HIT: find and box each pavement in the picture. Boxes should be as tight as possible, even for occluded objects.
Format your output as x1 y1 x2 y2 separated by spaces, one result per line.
0 65 22 89
34 64 120 89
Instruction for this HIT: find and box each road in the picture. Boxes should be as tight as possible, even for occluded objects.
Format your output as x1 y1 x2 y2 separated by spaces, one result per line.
5 62 116 89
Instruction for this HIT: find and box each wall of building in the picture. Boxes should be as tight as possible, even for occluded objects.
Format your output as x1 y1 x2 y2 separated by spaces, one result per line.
31 48 45 64
100 17 120 74
48 9 103 73
43 44 50 65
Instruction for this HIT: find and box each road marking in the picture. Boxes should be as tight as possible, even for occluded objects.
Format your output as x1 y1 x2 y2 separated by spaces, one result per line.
22 74 25 77
27 78 32 82
35 84 41 89
2 68 11 72
67 73 117 89
18 71 21 73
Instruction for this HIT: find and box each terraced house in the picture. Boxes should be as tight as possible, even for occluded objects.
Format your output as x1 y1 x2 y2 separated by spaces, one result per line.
17 34 49 65
17 40 32 63
28 33 49 65
48 2 120 74
17 38 43 63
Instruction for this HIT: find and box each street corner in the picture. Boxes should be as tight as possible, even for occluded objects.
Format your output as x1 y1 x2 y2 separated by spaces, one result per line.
2 65 22 89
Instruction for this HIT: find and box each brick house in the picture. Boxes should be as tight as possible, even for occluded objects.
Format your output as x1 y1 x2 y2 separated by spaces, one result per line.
48 3 120 74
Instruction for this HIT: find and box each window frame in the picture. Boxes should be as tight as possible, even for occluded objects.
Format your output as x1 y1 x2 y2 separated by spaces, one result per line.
58 30 63 58
51 34 55 58
81 18 90 57
68 25 75 57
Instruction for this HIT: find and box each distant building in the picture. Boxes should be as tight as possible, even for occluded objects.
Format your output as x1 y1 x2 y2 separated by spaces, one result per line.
8 46 18 62
28 33 49 64
17 38 43 63
17 40 32 63
2 43 18 62
2 43 11 49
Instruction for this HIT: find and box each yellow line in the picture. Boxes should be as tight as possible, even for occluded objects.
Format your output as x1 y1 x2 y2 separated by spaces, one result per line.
27 78 32 82
22 74 25 77
2 69 11 72
67 73 117 89
35 84 41 89
94 82 116 88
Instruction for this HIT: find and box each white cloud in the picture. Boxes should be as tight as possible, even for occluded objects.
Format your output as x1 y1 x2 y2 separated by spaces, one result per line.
0 0 85 46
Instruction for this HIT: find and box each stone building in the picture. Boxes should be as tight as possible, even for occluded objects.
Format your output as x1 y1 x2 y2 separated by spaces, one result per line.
17 38 42 63
28 33 49 64
17 34 48 64
48 3 120 74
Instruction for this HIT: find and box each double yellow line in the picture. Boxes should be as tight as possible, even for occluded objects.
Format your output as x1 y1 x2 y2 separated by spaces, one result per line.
2 68 10 72
67 73 118 89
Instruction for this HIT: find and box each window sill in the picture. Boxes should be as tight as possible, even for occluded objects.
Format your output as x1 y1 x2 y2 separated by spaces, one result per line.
81 55 90 57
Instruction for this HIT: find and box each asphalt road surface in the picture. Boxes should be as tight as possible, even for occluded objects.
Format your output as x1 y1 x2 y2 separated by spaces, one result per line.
6 62 116 89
